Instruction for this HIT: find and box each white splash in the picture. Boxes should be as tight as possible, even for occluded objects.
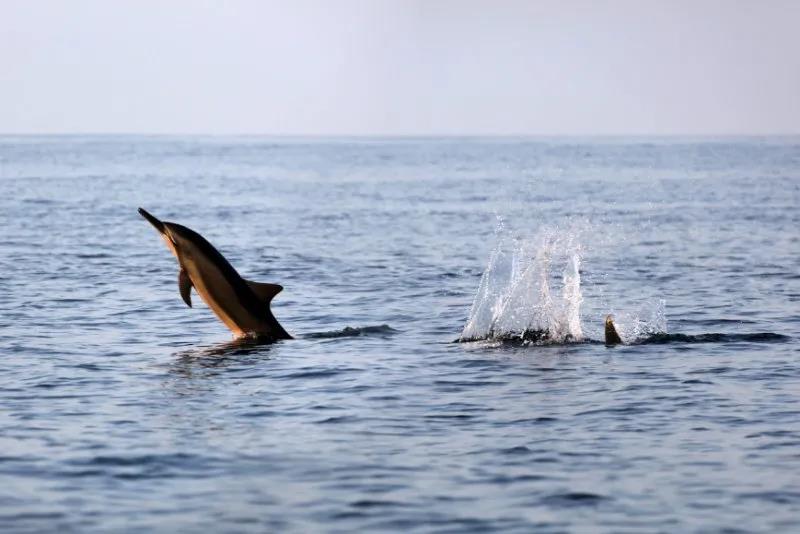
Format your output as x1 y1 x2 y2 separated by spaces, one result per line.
613 299 668 342
460 224 585 343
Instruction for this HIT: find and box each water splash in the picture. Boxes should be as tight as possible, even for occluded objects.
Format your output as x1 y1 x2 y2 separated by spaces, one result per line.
460 224 585 343
607 300 668 343
632 299 668 339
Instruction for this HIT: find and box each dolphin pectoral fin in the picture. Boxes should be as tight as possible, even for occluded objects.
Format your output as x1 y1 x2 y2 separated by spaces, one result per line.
179 268 193 308
605 315 622 345
245 280 283 304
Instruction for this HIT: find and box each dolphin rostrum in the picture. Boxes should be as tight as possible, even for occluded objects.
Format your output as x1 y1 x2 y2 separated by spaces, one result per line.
604 315 622 345
138 208 292 341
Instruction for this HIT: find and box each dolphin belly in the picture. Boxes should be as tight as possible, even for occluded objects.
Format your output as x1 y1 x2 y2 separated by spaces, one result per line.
184 258 268 336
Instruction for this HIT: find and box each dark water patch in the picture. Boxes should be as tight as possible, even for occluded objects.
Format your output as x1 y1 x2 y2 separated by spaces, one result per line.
0 455 43 464
690 318 759 325
746 430 799 439
321 481 407 495
437 402 493 413
365 515 519 532
350 499 409 509
57 468 108 478
308 403 345 411
316 415 359 424
56 363 109 371
73 253 112 259
532 457 561 464
240 410 278 418
58 453 236 482
0 512 66 521
52 298 92 304
561 451 605 458
738 491 800 505
73 453 207 468
757 271 796 278
541 492 609 507
366 395 402 402
304 324 398 339
753 440 800 450
32 382 59 389
763 410 800 420
500 445 532 455
331 510 369 520
424 413 476 421
433 379 507 387
576 406 648 417
281 368 356 379
494 417 559 427
686 366 733 375
487 473 551 484
636 332 790 344
341 384 373 394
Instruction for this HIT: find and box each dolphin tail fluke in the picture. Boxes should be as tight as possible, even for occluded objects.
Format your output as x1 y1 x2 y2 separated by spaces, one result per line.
605 315 623 345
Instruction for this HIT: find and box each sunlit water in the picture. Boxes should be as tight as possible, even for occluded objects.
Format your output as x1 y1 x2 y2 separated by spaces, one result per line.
1 136 798 532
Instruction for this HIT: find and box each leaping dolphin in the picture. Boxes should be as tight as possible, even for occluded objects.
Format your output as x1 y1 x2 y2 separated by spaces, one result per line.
138 208 292 341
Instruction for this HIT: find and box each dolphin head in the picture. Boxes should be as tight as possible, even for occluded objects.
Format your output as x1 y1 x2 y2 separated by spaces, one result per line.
139 207 207 263
138 207 165 233
138 208 183 259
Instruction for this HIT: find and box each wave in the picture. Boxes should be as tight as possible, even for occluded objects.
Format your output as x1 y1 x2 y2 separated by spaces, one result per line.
304 324 398 339
633 332 790 344
459 331 790 346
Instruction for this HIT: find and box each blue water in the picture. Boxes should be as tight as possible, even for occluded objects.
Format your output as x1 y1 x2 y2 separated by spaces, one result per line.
1 136 798 532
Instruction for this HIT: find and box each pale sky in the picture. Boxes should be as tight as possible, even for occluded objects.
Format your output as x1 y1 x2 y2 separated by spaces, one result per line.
1 0 799 135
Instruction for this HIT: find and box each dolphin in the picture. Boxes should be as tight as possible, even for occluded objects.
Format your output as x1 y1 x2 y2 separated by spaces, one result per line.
138 208 292 341
604 315 622 345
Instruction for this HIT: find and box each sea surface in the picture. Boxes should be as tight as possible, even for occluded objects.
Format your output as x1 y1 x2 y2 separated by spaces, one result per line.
0 136 798 532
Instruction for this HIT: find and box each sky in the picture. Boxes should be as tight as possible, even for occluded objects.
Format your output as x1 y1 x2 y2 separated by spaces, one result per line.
1 0 799 135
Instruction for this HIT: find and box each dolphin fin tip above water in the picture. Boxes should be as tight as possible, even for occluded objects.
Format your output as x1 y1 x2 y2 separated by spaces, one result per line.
605 315 623 345
138 208 292 341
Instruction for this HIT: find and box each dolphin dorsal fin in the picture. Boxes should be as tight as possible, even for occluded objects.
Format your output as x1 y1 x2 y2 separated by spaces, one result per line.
246 280 283 304
179 268 193 308
604 315 622 345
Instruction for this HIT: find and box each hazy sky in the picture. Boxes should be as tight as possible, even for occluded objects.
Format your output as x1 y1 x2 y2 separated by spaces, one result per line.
2 0 799 135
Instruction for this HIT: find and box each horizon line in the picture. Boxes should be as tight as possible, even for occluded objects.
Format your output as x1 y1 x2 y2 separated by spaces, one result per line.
1 132 799 138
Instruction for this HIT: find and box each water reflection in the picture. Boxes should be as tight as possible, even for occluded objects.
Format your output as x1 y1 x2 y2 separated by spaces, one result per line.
169 337 277 378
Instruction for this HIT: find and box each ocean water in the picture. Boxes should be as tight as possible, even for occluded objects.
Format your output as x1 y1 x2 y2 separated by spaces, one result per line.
0 136 798 532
